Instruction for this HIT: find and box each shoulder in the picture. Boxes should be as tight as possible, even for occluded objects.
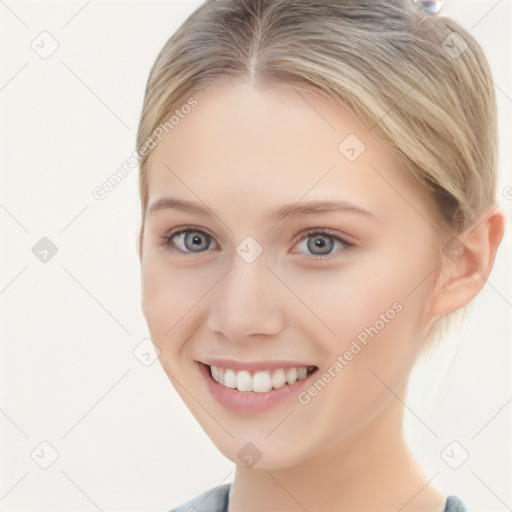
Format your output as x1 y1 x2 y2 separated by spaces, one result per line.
169 483 231 512
444 495 469 511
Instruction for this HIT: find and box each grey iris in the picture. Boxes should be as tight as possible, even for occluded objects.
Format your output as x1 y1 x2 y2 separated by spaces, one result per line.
308 234 334 255
185 231 210 252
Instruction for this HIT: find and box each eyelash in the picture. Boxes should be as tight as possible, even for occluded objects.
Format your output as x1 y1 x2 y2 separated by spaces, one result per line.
159 227 354 260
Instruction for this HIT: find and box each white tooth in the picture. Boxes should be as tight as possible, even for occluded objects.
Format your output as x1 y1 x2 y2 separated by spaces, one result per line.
236 370 253 392
223 369 237 389
286 367 297 385
271 369 287 389
252 371 272 392
213 365 310 391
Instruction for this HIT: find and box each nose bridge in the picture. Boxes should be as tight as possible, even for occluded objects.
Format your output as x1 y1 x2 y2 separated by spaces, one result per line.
207 252 285 338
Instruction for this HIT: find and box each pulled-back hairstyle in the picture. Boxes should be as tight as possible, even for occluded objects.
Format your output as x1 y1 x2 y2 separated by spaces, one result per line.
136 0 499 345
137 0 498 228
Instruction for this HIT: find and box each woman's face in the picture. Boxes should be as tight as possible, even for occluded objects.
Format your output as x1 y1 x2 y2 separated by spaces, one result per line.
139 80 444 468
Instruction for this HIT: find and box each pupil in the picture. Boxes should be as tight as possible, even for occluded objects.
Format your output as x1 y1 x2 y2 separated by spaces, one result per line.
185 231 208 251
308 235 333 255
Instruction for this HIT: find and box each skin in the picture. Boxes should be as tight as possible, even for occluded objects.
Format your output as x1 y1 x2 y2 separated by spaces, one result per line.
138 79 505 511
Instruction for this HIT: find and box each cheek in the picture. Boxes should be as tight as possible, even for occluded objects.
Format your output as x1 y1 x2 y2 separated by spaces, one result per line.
140 255 192 342
286 251 432 372
281 261 401 340
291 295 423 452
140 254 221 346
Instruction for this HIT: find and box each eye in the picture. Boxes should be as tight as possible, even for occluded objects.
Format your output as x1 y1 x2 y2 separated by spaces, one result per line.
294 230 352 258
160 228 218 253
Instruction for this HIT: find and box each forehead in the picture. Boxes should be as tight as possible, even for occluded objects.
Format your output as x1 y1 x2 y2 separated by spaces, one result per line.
148 79 371 175
145 80 434 226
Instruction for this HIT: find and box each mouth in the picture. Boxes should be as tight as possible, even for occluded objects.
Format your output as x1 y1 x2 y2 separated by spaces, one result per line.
197 360 319 413
205 363 317 392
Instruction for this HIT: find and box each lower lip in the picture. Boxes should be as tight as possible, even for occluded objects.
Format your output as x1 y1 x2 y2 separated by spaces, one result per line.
198 362 317 413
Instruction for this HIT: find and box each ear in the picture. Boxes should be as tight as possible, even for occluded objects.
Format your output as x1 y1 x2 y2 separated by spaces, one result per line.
426 206 507 321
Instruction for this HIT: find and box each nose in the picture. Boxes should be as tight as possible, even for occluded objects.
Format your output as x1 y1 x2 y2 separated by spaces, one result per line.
206 256 286 340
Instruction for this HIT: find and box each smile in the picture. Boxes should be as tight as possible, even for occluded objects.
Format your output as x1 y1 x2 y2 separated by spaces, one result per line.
197 360 319 413
209 364 316 393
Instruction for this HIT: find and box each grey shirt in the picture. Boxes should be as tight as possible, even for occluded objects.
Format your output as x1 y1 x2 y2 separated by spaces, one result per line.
170 483 468 511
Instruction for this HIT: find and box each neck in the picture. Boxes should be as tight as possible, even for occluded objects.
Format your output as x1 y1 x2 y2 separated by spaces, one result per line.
228 386 445 512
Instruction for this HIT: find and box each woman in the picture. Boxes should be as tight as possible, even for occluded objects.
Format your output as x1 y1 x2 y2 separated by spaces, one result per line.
136 1 506 510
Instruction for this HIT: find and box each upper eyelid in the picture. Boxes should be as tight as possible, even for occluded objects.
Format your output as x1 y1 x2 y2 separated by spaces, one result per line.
293 227 351 243
166 226 217 241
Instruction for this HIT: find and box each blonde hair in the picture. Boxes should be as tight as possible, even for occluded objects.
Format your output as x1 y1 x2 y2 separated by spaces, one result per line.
136 0 499 344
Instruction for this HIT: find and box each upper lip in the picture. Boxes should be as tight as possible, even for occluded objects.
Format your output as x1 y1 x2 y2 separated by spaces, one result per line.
198 359 317 372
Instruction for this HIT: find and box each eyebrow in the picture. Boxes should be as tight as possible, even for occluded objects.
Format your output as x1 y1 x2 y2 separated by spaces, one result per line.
147 197 378 223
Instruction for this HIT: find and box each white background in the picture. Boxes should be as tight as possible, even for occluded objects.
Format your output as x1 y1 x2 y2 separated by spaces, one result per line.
0 0 510 510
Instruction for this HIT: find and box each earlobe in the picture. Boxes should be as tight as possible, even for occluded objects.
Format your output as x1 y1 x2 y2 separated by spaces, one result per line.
426 206 507 321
